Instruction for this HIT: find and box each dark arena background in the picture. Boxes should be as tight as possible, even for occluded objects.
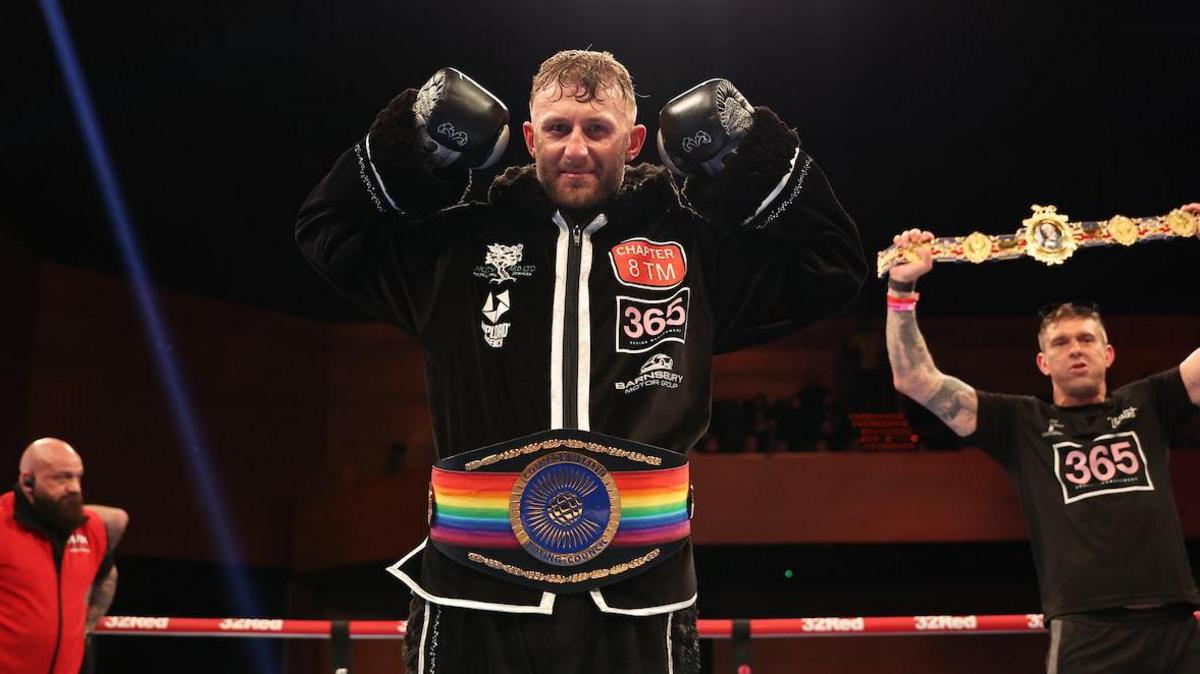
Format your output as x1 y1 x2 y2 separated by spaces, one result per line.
3 0 1199 672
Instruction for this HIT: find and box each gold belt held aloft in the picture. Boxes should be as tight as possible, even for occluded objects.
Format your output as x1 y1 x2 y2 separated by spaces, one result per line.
876 204 1198 277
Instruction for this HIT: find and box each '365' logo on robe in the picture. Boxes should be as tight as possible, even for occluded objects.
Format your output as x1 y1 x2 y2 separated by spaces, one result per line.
609 238 687 290
615 288 689 353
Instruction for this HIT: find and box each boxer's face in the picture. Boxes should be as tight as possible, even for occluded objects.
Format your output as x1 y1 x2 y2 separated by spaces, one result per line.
524 85 646 210
1036 316 1114 400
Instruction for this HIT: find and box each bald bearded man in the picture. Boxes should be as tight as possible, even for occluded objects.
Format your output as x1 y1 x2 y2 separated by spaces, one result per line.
0 438 129 674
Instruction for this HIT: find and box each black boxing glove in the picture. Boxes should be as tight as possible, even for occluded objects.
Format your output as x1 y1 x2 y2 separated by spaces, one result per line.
657 79 755 177
413 68 510 170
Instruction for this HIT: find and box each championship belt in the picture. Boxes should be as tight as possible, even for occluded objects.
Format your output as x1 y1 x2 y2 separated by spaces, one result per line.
876 204 1198 277
428 430 692 593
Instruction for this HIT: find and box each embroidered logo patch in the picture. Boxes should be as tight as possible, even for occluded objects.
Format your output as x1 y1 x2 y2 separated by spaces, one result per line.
1108 406 1138 429
474 243 535 284
615 288 689 353
1052 431 1154 504
66 533 90 554
609 238 687 290
481 290 511 348
1041 419 1065 438
614 353 685 394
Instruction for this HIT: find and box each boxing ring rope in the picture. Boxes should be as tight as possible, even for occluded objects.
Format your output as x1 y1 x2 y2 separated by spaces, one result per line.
95 612 1083 639
91 611 1200 673
92 612 1200 672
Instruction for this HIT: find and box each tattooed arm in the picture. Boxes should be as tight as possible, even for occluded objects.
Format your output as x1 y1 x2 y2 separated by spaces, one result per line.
83 504 127 633
85 566 118 633
884 229 979 437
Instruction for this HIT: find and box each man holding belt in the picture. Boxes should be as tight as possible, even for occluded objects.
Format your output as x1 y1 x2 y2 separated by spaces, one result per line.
885 207 1200 674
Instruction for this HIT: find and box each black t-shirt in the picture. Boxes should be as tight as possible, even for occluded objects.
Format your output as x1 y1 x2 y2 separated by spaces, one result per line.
967 368 1200 619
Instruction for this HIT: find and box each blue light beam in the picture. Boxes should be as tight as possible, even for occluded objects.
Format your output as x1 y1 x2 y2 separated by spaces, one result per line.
36 1 275 671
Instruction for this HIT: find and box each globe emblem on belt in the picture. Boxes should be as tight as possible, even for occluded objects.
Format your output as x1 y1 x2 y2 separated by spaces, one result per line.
509 451 622 566
547 491 583 526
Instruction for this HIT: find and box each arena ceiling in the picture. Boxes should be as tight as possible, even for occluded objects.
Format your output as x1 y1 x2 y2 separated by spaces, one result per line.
4 0 1198 321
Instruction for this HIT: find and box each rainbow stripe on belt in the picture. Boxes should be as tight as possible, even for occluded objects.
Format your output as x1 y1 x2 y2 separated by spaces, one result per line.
430 464 690 549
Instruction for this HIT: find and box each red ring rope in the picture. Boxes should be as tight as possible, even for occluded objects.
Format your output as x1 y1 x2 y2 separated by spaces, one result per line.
91 612 1200 639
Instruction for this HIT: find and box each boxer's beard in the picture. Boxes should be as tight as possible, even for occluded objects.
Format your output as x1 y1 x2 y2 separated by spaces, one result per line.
30 490 86 535
537 160 625 210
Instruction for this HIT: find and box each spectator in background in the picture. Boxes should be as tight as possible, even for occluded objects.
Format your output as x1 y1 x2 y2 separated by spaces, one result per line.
845 314 890 412
815 388 856 451
0 438 128 674
741 433 762 453
694 433 721 454
746 394 777 451
775 393 813 451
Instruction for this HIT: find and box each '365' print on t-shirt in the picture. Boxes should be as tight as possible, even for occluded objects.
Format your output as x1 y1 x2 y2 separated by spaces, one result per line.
1051 431 1154 504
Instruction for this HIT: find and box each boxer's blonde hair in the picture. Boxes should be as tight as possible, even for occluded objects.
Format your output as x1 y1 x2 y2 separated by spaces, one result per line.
530 50 636 117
